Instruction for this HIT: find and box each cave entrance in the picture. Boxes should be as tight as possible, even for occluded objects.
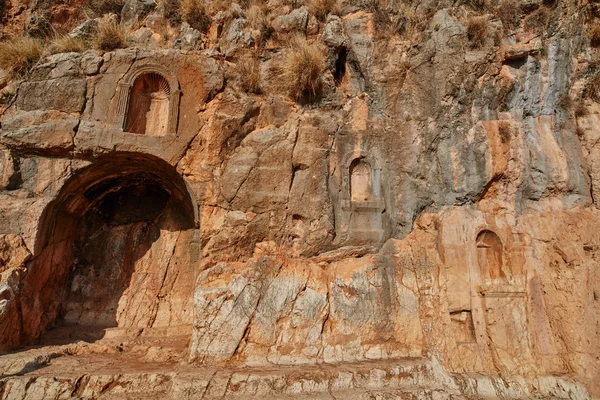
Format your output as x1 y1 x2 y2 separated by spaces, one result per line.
20 153 200 349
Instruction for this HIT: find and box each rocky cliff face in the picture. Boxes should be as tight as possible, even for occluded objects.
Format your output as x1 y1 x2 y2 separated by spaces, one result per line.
0 0 599 398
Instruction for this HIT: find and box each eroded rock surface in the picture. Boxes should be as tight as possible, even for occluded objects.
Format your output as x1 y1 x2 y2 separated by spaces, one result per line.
0 0 599 398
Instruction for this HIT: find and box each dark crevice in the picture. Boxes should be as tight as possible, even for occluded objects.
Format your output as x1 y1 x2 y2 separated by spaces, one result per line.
334 47 347 84
5 155 22 190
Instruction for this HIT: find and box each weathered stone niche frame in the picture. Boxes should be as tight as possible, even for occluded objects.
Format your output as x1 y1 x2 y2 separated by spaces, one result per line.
112 63 181 135
340 149 385 211
337 149 388 245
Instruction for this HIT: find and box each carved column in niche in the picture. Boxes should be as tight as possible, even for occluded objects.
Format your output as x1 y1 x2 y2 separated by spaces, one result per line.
146 91 169 136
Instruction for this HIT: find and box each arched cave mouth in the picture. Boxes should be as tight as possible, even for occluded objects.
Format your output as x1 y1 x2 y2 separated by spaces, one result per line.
21 153 199 349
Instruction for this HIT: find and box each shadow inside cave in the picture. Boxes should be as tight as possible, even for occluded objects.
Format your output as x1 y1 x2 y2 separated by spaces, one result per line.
18 154 200 349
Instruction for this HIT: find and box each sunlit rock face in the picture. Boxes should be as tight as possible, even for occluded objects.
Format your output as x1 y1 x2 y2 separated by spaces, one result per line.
0 0 599 398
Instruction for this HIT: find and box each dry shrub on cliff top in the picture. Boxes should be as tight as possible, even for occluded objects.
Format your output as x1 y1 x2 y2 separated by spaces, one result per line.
467 16 488 49
47 35 87 54
94 14 128 51
182 0 212 33
0 36 43 77
497 0 521 31
280 36 326 103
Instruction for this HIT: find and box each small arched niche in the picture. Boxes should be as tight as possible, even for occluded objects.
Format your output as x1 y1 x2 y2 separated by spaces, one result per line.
476 230 509 281
350 158 373 202
124 72 171 136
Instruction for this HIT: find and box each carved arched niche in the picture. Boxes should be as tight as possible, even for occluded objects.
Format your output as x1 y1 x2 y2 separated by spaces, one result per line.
350 158 374 201
113 65 181 136
339 150 386 244
476 230 511 281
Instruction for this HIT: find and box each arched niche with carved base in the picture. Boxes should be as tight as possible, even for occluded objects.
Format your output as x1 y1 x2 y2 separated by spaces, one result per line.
476 230 511 282
112 64 181 136
338 150 386 245
350 158 374 202
18 153 200 349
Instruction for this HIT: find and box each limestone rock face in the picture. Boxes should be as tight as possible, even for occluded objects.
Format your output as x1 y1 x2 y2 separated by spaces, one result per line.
0 0 599 398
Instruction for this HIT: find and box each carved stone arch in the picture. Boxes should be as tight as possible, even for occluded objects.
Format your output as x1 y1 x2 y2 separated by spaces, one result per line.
341 149 382 203
20 152 200 347
113 64 181 135
476 229 509 281
337 149 386 245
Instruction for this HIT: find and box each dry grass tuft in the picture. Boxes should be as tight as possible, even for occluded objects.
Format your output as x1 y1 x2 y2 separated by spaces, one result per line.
497 0 521 31
161 0 182 25
467 16 489 49
247 4 267 30
94 14 128 51
591 24 600 47
523 6 550 33
47 35 87 54
234 52 261 93
85 0 126 16
461 0 489 11
0 36 44 77
306 0 339 21
182 0 212 33
247 4 274 47
280 36 326 103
